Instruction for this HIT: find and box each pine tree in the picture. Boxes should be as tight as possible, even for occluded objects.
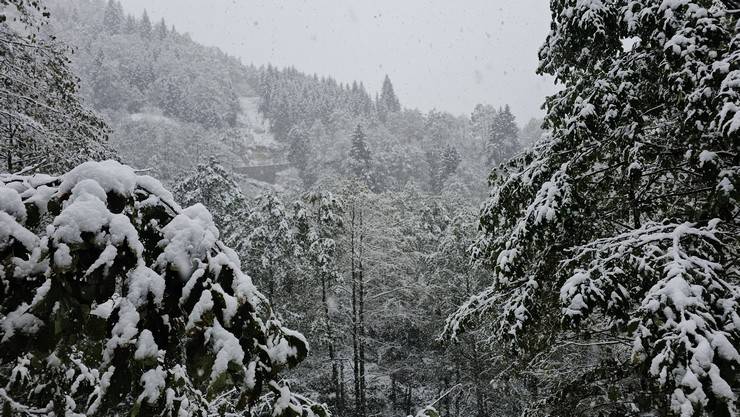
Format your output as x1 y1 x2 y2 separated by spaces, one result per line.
348 125 372 187
155 17 168 40
378 75 401 121
123 14 137 33
139 10 152 39
445 1 740 415
486 105 519 165
293 191 346 414
428 145 461 194
519 118 545 148
470 104 496 143
172 158 250 256
243 193 296 304
287 124 315 188
0 160 327 416
102 0 124 34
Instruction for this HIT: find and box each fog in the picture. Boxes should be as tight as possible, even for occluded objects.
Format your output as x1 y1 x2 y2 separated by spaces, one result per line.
118 0 556 123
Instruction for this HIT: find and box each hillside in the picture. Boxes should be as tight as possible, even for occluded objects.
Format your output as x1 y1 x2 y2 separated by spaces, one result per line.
41 1 542 415
3 1 738 417
47 0 538 201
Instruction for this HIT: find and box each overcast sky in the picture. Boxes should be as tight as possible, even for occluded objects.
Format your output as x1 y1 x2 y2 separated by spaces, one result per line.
118 0 556 123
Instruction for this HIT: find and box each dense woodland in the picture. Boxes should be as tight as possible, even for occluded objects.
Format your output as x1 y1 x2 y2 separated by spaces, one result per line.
0 0 738 416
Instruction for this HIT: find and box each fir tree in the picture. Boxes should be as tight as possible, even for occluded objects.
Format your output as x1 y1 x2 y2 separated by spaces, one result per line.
139 10 152 39
102 0 124 34
348 124 372 187
155 17 168 40
244 193 296 304
428 145 461 194
292 191 346 414
378 75 401 121
287 124 315 188
486 105 519 165
172 158 250 256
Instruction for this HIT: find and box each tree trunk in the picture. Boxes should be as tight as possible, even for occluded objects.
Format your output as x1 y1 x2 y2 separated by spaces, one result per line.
321 273 342 414
357 209 367 417
390 376 397 409
350 204 361 417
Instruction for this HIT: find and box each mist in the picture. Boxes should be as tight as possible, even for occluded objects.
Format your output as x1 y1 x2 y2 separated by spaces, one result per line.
117 0 556 122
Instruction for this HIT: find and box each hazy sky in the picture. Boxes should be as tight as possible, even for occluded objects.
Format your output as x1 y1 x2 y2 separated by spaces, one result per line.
118 0 556 123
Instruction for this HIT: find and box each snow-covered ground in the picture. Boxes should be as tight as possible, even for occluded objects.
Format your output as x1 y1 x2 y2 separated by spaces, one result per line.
237 97 281 151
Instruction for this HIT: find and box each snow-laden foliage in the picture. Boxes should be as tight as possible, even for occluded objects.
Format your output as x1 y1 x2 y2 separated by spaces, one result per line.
445 1 740 415
243 192 296 303
173 158 250 256
0 160 326 417
0 0 111 173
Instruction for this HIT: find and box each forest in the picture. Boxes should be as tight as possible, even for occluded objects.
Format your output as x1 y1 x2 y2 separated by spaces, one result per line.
0 0 738 416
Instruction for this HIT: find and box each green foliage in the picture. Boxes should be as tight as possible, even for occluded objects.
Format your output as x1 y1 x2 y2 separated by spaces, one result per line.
0 161 322 416
173 158 251 254
446 1 740 416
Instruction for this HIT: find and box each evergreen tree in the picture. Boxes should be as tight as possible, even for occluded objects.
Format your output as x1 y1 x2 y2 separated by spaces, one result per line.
139 10 152 39
378 75 401 121
244 193 296 304
518 117 545 148
428 145 461 194
348 124 372 186
486 105 519 165
172 158 250 256
101 0 124 34
446 1 740 416
287 124 315 188
155 17 168 40
470 104 496 143
293 191 346 414
123 14 137 33
0 160 327 416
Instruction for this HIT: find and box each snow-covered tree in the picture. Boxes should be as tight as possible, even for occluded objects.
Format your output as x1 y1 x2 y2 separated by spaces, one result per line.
101 0 124 34
173 158 250 256
470 104 497 144
293 191 346 413
486 105 519 165
428 145 461 194
348 125 373 187
0 0 111 173
244 192 296 304
378 75 401 121
139 10 151 39
287 125 316 188
445 1 740 416
0 160 326 416
518 118 545 148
